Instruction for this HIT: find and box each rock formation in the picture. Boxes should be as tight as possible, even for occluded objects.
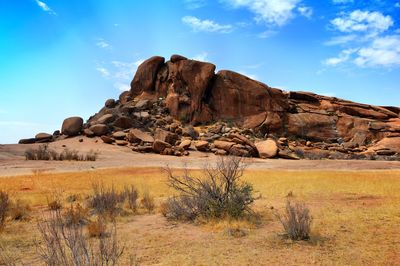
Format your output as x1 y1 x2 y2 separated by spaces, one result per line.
21 54 400 161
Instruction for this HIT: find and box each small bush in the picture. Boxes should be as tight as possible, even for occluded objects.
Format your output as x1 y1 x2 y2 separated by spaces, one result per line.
275 200 312 241
141 191 155 213
63 204 89 226
163 156 254 221
88 183 126 218
0 191 10 230
124 185 139 212
8 199 31 221
25 144 98 161
37 209 123 266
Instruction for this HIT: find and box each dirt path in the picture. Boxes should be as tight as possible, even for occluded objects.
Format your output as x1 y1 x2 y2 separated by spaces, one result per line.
1 136 400 177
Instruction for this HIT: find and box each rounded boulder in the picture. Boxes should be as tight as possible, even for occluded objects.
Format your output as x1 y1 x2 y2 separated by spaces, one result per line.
61 117 83 136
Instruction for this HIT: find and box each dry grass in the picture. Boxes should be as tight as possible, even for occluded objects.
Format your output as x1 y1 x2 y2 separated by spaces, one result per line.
0 168 400 265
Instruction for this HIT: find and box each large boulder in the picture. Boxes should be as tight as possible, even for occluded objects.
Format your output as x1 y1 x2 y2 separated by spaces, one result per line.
209 70 288 124
89 124 108 136
152 139 172 153
255 139 278 159
61 117 83 136
155 58 216 123
154 128 179 145
130 56 165 97
35 133 53 141
127 129 154 144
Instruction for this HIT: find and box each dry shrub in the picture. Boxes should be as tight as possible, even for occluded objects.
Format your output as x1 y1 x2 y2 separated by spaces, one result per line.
124 185 139 212
25 144 98 161
163 156 254 221
88 217 107 238
0 191 10 230
0 241 16 266
88 183 126 218
275 200 312 240
8 199 31 221
141 191 155 213
63 204 89 226
37 209 123 266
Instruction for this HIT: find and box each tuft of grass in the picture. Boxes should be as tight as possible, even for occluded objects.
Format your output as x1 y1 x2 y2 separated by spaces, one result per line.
8 199 31 221
274 199 312 241
141 191 155 213
0 191 10 230
88 183 126 218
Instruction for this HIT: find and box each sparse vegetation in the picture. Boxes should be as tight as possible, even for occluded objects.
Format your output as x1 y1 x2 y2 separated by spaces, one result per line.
25 144 98 161
163 156 254 221
88 183 126 218
275 199 312 241
37 209 123 266
8 199 31 221
0 191 10 230
141 190 155 213
63 204 89 227
124 185 139 213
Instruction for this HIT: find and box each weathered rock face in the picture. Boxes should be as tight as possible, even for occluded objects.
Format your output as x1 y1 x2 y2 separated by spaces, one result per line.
22 54 399 161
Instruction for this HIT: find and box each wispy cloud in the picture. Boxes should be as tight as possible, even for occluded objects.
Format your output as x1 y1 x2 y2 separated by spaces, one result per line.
354 35 400 67
192 52 209 61
35 0 57 15
96 39 112 49
324 34 357 46
182 16 233 33
331 0 354 4
96 67 110 78
298 6 313 19
257 29 277 39
238 71 258 80
324 48 357 66
96 58 145 91
183 0 206 9
222 0 301 27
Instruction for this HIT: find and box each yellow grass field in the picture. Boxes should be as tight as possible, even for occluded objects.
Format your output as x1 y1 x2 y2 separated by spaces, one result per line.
1 167 400 265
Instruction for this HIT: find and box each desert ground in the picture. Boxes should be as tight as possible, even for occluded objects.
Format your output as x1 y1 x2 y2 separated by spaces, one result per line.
1 138 400 265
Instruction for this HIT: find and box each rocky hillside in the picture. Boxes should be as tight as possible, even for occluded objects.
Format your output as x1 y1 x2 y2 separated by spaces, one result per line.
20 55 400 160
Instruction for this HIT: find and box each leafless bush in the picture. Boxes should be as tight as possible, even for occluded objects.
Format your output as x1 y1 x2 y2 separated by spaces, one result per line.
163 156 254 221
37 209 123 266
141 191 155 213
25 145 98 161
124 185 139 212
0 191 10 230
88 183 126 218
275 200 312 240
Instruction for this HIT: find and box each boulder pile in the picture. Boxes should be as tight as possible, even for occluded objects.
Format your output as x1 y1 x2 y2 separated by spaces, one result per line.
20 54 400 160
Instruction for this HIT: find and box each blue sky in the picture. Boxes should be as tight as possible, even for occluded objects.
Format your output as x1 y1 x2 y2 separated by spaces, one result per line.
0 0 399 144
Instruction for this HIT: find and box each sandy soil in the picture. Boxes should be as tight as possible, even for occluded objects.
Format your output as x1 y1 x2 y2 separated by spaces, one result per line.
1 136 400 176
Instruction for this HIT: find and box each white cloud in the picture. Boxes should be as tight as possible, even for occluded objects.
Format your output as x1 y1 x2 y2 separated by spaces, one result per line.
325 10 400 69
324 34 357 46
96 39 111 49
111 59 144 80
184 0 206 9
96 67 110 78
395 2 400 8
257 29 277 38
223 0 301 26
298 6 313 19
192 52 209 62
182 16 233 33
35 0 56 15
332 0 353 4
354 35 400 67
324 48 357 66
331 10 393 34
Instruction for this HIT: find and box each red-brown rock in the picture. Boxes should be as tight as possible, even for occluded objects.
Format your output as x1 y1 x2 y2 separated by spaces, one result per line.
130 56 165 97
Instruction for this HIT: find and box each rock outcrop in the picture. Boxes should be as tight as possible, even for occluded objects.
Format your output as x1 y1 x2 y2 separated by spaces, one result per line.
20 54 400 161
